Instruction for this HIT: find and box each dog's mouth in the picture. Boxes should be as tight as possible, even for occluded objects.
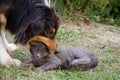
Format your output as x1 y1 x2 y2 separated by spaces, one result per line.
27 35 57 54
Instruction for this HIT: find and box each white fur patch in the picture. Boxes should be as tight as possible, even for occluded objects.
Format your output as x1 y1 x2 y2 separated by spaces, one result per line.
0 37 12 65
1 31 18 52
44 0 50 8
6 43 18 52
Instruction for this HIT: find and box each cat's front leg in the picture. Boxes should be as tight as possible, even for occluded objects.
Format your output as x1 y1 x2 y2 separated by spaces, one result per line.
34 55 62 72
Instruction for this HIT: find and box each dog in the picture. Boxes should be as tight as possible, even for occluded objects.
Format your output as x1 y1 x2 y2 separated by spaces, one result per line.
21 44 98 72
0 0 60 67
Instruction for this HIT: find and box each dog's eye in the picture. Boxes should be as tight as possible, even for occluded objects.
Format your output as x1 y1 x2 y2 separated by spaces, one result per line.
45 31 53 35
45 31 54 38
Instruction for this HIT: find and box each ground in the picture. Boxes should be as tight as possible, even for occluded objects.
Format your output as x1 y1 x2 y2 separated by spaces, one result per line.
0 22 120 80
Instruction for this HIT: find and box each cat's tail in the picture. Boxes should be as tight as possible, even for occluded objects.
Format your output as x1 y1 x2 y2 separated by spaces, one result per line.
82 57 98 71
89 57 98 70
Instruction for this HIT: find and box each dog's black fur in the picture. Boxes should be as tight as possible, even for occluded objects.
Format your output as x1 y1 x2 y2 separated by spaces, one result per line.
0 0 59 45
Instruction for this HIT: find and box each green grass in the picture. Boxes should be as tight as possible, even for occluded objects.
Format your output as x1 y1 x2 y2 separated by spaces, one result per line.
0 25 120 80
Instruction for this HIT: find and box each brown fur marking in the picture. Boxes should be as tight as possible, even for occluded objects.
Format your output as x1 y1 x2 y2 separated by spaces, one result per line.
27 35 57 53
0 13 6 27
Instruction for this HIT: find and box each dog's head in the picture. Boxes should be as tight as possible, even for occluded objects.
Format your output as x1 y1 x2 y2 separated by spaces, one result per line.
14 1 60 53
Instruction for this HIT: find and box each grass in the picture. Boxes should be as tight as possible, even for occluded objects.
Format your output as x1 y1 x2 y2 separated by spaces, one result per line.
0 23 120 80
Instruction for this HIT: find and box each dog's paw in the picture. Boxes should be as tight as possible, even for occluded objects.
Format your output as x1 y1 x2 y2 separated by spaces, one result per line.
1 58 21 67
7 43 18 52
12 59 22 67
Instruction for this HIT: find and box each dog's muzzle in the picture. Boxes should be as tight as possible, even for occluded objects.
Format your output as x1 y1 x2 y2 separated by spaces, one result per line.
27 35 57 54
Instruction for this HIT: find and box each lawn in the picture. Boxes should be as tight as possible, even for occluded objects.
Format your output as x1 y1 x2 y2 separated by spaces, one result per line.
0 22 120 80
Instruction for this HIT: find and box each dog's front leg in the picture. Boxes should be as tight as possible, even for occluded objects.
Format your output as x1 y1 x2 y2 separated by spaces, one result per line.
0 13 17 52
34 55 62 72
1 31 18 52
0 13 21 67
0 36 21 67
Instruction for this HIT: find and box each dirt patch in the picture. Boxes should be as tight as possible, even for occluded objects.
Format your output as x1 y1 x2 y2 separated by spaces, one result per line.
61 22 120 45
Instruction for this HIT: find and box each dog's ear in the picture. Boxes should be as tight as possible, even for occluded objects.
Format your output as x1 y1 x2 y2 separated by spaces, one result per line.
50 6 56 16
25 23 37 35
14 23 37 45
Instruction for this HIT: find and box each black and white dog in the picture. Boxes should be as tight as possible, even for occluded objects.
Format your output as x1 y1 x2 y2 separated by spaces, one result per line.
0 0 60 67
